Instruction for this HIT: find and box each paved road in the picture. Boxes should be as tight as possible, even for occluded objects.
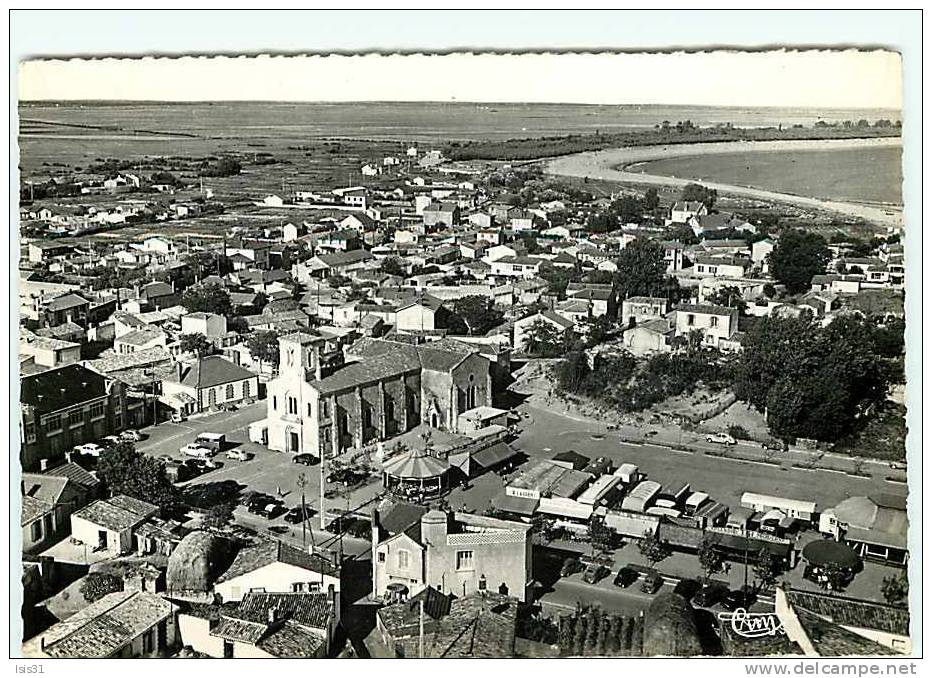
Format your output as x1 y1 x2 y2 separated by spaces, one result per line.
512 400 905 512
545 138 904 228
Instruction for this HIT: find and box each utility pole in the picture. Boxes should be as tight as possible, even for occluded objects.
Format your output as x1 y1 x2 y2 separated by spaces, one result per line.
418 598 425 658
320 445 327 531
297 472 310 550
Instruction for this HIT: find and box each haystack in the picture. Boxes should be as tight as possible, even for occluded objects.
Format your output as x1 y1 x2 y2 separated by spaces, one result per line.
166 531 232 592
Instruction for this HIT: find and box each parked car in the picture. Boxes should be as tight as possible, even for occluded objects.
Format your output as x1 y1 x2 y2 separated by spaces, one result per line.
180 443 215 459
560 557 582 578
283 506 311 524
613 566 639 588
258 501 284 519
720 587 757 611
639 570 663 594
706 432 737 446
101 435 123 448
292 453 317 466
120 429 144 442
72 443 105 457
247 494 276 514
582 562 609 584
171 412 187 423
225 449 252 462
692 584 725 608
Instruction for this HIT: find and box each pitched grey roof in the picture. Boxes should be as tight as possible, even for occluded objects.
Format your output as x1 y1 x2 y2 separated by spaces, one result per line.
174 355 256 389
25 590 174 658
216 540 340 583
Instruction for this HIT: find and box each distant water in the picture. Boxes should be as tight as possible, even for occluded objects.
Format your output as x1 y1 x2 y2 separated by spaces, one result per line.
19 101 902 142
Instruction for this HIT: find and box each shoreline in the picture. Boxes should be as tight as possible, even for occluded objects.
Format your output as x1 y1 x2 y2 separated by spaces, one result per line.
545 137 904 228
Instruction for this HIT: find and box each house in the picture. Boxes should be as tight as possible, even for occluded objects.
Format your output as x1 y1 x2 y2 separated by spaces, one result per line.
372 506 533 602
19 363 130 471
623 315 676 356
19 333 82 373
566 285 613 318
513 311 574 354
375 589 518 658
395 295 451 333
70 494 160 557
673 303 739 349
181 311 228 339
775 587 910 656
318 228 363 252
692 254 750 278
138 280 179 309
669 201 708 225
161 355 259 415
41 292 91 328
423 202 460 228
818 495 908 566
265 335 491 455
663 241 686 272
752 238 775 272
332 186 368 209
114 327 167 355
226 240 272 270
489 255 545 279
22 590 177 658
21 464 101 553
178 591 337 658
621 296 668 326
298 250 375 279
213 540 341 615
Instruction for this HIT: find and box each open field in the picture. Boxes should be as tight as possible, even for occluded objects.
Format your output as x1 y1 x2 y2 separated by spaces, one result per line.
546 138 904 229
630 145 902 205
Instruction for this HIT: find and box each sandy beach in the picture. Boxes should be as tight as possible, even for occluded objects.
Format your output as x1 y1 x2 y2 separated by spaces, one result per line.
545 137 904 228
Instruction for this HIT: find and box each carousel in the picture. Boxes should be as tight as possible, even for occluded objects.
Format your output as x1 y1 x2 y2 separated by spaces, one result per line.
802 539 862 589
382 446 451 501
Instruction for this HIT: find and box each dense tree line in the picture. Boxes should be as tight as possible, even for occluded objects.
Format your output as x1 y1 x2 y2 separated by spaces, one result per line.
733 314 900 442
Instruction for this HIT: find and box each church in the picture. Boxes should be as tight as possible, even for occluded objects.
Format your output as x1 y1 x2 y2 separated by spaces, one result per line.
266 333 493 457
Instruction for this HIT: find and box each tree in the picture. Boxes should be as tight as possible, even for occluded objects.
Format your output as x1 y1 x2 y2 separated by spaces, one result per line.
179 332 213 358
450 295 504 336
637 530 669 568
680 183 717 210
80 572 123 602
521 318 567 357
556 351 591 394
762 282 777 298
586 211 617 234
182 282 232 316
752 550 781 594
734 314 890 442
247 330 280 371
643 187 660 211
587 516 616 554
706 285 747 314
380 256 406 277
881 572 908 606
204 502 234 530
698 538 725 586
97 442 178 512
769 229 831 293
610 195 643 224
612 238 669 311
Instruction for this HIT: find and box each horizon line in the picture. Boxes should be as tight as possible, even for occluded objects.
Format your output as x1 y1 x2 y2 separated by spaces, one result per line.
17 99 902 112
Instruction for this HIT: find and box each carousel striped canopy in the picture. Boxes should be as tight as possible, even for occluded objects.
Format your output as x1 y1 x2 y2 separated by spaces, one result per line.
383 447 448 479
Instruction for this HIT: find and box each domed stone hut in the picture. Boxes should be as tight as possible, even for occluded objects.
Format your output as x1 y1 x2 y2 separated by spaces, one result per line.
642 591 702 657
165 531 233 594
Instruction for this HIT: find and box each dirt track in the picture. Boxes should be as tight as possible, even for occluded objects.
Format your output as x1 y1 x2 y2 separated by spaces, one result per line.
545 137 904 229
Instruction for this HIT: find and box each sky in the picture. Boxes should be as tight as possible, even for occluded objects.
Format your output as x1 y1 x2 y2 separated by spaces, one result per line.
18 50 902 110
